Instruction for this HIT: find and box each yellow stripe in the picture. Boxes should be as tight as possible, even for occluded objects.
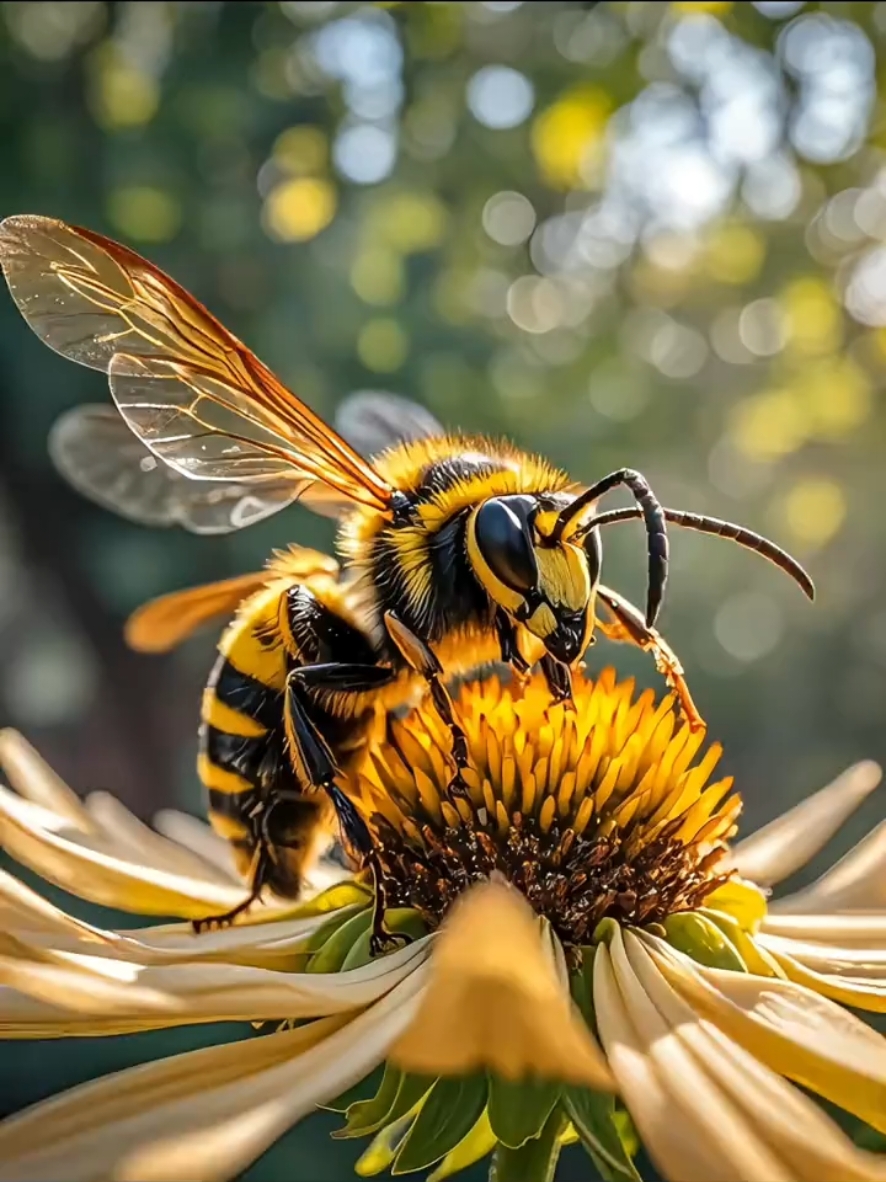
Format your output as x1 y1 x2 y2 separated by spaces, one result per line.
207 810 251 844
197 752 252 797
201 691 268 738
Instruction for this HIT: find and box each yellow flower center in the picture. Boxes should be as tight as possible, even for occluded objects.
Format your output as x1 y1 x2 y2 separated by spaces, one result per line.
349 668 741 948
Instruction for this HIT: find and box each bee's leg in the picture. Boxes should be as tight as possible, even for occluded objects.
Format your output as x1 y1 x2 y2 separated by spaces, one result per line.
540 654 574 707
494 608 531 688
383 610 472 800
283 669 410 957
595 584 705 731
192 846 269 934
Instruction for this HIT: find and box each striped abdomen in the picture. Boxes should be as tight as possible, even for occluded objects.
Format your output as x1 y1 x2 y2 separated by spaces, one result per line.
198 582 325 897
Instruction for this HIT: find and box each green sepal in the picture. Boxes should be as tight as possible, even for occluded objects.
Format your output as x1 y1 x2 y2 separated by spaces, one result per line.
321 1065 384 1114
428 1110 497 1182
341 909 428 970
487 1076 560 1150
563 1088 641 1181
301 904 367 956
335 1062 403 1137
356 1113 417 1177
570 946 597 1033
664 912 747 973
393 1074 489 1174
489 1106 565 1182
276 880 372 921
306 907 374 973
335 1067 435 1139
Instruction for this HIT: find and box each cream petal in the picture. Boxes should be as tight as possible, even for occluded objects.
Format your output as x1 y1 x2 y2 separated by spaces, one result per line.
762 949 886 1014
624 930 886 1182
0 867 344 970
773 820 886 914
0 730 95 830
603 928 792 1181
0 969 428 1182
152 810 241 881
0 784 252 918
593 941 749 1182
390 882 613 1089
761 913 886 946
0 936 432 1032
645 935 886 1134
758 933 886 977
85 792 235 886
730 761 882 888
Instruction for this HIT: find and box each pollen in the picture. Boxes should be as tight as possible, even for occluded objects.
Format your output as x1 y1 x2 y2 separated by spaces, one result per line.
349 668 740 948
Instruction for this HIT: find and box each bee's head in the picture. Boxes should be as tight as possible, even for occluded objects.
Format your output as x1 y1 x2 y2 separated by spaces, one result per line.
467 494 603 665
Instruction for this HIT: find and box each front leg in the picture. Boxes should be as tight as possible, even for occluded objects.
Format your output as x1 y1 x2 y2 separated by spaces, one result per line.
383 611 472 800
494 608 530 676
540 653 574 707
596 584 704 731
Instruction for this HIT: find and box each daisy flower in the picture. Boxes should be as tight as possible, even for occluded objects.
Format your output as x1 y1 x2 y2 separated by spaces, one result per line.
0 668 883 1182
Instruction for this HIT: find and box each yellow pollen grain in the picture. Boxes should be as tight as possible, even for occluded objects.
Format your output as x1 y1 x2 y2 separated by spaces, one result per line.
573 794 594 834
557 770 576 818
500 756 516 812
682 742 723 797
539 794 556 833
414 767 443 823
486 726 502 786
495 800 510 837
440 801 462 829
672 726 707 780
483 780 497 817
402 818 424 844
594 761 620 813
455 797 474 825
521 771 538 816
534 755 550 795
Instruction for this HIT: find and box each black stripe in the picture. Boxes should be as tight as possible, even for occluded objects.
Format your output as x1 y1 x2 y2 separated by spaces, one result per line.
204 726 267 789
207 786 253 817
211 657 280 731
414 454 506 499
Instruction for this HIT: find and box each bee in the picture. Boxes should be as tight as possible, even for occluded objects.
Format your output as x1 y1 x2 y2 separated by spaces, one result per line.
0 215 815 947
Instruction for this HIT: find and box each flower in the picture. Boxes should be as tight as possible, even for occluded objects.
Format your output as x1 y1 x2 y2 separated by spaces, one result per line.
0 669 884 1182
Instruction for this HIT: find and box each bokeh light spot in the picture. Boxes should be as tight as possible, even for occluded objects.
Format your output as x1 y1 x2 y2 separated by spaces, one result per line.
89 44 159 130
358 318 408 371
467 66 534 130
705 223 766 285
263 177 337 242
482 191 536 247
714 591 784 662
106 187 182 243
351 248 405 305
273 125 329 175
531 86 611 189
333 123 398 185
782 477 846 547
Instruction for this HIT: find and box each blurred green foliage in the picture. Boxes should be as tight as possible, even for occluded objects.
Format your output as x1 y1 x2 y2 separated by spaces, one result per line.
2 1 886 1178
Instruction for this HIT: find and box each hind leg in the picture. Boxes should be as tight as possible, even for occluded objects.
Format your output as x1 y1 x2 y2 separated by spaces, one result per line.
192 843 270 933
284 671 411 958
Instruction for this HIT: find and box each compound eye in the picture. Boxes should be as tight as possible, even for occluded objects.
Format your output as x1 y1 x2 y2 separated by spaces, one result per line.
583 526 602 585
474 498 539 593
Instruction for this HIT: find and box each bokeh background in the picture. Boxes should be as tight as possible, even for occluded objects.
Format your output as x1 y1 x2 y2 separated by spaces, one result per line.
1 0 886 1178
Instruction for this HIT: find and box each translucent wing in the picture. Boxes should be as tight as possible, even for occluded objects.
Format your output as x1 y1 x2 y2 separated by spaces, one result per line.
0 215 393 521
125 545 338 653
335 391 444 458
49 405 302 534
